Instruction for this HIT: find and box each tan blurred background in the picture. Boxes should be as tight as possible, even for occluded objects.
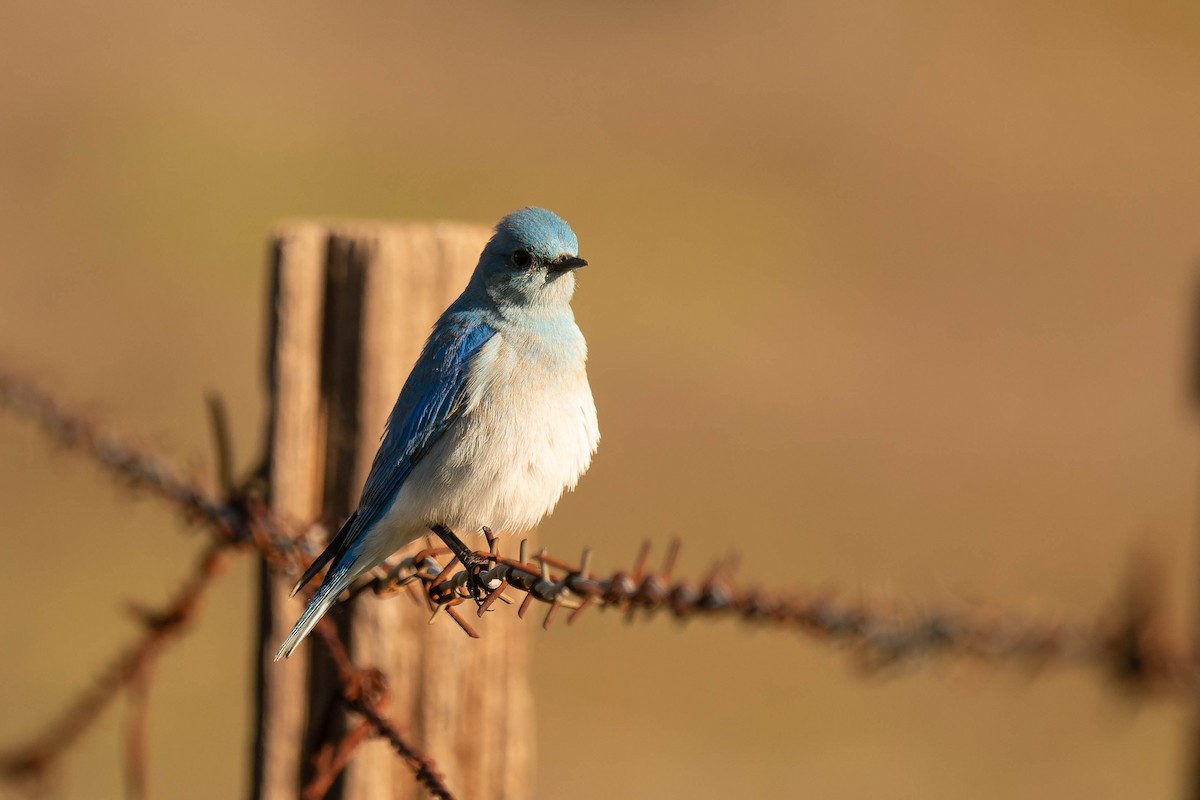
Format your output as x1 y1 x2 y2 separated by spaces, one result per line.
2 1 1199 797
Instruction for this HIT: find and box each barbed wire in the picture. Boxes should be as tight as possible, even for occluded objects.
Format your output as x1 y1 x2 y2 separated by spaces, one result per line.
0 368 1195 799
0 370 453 799
0 371 244 540
305 620 452 799
366 534 1194 693
0 542 226 785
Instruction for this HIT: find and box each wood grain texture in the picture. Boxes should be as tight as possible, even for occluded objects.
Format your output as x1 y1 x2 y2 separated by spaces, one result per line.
256 221 533 800
256 224 326 800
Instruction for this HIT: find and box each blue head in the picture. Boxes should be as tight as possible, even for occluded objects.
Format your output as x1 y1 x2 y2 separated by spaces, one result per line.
471 207 587 309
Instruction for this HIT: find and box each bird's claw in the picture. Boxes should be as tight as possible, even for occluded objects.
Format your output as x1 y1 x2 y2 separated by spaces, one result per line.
461 552 492 605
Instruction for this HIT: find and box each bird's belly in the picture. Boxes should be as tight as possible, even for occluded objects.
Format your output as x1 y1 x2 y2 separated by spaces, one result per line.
386 374 598 537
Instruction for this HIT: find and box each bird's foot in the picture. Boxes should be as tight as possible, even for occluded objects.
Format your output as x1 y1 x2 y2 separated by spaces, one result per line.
460 551 493 605
428 523 498 606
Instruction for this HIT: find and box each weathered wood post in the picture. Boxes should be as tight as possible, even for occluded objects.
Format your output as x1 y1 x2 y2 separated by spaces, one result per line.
254 221 534 800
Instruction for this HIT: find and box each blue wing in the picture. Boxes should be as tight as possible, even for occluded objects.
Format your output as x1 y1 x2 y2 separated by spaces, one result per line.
292 315 496 593
358 316 496 530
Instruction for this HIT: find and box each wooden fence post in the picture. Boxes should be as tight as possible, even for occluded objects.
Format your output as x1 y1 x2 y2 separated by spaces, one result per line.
254 221 534 800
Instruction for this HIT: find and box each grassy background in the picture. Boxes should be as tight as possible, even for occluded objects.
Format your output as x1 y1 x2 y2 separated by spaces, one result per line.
2 1 1199 797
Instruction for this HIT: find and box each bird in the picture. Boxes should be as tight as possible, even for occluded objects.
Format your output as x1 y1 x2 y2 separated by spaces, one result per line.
275 207 600 660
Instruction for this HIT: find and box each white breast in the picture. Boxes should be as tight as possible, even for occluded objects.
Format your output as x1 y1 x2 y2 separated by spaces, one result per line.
377 323 599 545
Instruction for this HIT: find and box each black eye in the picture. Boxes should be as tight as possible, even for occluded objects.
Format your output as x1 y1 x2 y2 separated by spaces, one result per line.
510 248 532 268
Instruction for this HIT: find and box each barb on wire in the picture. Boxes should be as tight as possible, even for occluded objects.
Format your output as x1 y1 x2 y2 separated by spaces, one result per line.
204 393 237 499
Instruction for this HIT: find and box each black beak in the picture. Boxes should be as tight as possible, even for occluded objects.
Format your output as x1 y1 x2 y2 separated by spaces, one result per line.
549 255 588 273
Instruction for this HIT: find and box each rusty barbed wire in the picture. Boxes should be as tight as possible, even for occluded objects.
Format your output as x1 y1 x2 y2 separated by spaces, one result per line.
0 542 227 784
124 642 153 800
0 371 244 540
305 620 453 799
0 370 454 800
1 368 1196 799
302 717 374 800
369 536 1196 693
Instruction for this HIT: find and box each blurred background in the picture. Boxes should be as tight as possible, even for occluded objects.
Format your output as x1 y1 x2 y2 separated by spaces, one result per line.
2 1 1199 797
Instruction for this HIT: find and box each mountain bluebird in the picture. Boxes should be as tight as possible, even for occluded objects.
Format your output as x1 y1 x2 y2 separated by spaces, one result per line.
275 207 599 660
